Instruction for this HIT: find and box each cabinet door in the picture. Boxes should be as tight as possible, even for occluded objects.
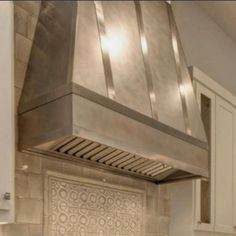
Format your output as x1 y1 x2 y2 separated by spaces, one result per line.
215 96 236 233
194 82 215 231
0 2 14 223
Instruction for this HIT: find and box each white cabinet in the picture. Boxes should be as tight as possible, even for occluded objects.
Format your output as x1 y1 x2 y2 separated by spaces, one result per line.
194 69 236 234
170 67 236 236
215 96 236 234
0 2 14 223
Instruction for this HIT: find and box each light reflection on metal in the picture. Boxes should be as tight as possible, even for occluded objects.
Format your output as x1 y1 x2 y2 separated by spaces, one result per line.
94 1 116 100
106 29 127 58
135 1 158 120
179 84 185 96
167 4 191 136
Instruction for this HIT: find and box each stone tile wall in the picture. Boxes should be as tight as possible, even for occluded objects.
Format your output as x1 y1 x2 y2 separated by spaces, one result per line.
0 2 170 236
45 172 145 236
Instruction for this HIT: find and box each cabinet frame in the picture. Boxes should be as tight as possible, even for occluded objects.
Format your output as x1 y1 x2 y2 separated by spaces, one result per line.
193 82 216 232
192 66 236 234
0 1 15 223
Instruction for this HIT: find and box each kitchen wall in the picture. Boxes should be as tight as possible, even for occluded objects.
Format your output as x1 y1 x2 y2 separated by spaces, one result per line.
0 2 170 236
172 1 236 96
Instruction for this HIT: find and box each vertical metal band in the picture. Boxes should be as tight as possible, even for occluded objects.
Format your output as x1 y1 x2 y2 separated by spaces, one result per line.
94 1 116 100
66 1 78 84
135 1 158 120
167 4 191 135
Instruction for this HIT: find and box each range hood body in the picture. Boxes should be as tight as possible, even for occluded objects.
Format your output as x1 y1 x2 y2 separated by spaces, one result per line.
19 1 208 183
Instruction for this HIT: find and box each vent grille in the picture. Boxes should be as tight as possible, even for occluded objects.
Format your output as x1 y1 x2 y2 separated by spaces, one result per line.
52 137 173 180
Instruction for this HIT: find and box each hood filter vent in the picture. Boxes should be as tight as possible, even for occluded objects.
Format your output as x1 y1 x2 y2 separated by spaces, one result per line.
52 136 173 182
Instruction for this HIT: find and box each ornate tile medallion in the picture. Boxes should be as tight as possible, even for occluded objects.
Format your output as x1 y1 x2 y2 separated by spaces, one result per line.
44 172 145 236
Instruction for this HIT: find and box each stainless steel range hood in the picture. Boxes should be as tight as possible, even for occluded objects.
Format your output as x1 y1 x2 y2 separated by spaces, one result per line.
18 1 208 184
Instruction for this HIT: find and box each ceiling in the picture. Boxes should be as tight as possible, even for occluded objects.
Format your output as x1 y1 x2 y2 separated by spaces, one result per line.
197 1 236 43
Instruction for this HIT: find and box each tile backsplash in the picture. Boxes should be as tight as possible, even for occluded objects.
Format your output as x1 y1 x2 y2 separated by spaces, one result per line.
44 172 145 236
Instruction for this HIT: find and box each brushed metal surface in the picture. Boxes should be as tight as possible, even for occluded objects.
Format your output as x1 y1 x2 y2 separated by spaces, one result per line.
135 1 158 120
102 1 152 116
94 1 115 99
72 84 207 149
167 5 207 141
19 92 208 181
72 1 107 97
19 95 73 148
72 95 208 176
167 4 191 135
141 1 185 133
20 1 77 105
18 1 209 183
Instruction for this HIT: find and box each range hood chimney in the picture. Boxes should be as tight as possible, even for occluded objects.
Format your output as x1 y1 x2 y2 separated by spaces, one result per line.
19 1 208 184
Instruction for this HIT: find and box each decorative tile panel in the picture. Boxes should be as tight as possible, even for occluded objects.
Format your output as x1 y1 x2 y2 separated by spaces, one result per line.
44 172 145 236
